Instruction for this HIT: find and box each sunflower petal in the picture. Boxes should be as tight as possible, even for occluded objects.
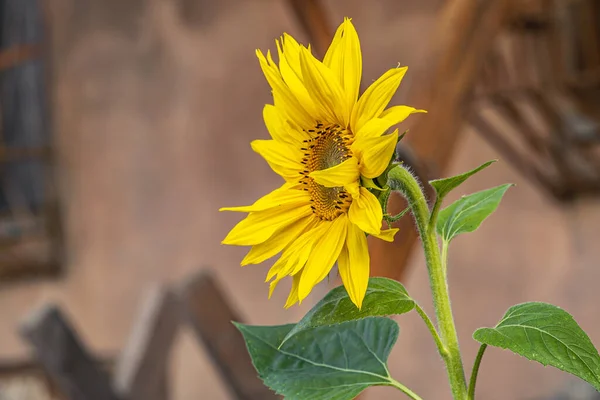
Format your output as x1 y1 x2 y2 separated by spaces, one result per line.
298 216 348 302
308 156 359 187
348 187 383 235
353 130 399 179
284 273 302 308
263 105 307 145
299 47 348 126
222 204 312 246
241 215 316 265
268 275 284 299
351 66 408 133
280 34 304 77
256 49 313 128
370 227 399 242
266 220 329 282
276 38 316 116
356 106 426 139
323 18 362 115
338 223 370 308
220 185 309 213
251 139 303 180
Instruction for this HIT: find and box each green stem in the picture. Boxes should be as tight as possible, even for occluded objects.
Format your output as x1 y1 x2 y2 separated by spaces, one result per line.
388 166 468 399
387 378 424 400
467 344 487 400
441 240 449 276
414 303 448 358
428 197 442 233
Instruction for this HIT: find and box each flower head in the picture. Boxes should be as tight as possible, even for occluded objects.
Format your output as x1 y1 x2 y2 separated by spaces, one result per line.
221 18 423 308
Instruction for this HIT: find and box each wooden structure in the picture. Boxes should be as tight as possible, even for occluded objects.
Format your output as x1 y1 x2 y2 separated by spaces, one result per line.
14 272 277 400
0 0 63 282
471 0 600 200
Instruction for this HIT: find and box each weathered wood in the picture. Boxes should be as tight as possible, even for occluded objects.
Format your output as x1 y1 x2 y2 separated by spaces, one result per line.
285 0 332 57
113 287 180 400
178 271 278 400
468 108 565 199
19 305 119 400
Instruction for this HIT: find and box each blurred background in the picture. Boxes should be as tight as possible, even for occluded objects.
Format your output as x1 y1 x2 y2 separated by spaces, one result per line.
0 0 599 399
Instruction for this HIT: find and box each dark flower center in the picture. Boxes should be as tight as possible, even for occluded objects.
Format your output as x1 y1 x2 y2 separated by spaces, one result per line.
299 123 353 221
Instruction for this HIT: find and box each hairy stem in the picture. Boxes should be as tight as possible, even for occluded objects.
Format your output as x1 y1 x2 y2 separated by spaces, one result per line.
387 378 424 400
467 344 487 400
414 303 448 358
441 240 449 276
388 165 468 399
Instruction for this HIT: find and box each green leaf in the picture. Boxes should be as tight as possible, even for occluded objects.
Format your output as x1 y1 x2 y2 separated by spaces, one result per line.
473 302 600 391
436 183 512 242
283 277 415 343
236 317 399 400
429 160 496 201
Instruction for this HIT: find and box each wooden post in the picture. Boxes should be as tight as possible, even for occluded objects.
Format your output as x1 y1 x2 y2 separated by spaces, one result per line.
178 271 278 400
19 305 119 400
113 287 181 400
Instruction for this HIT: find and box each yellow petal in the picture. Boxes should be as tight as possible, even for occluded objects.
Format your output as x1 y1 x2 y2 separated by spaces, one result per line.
348 187 383 235
276 38 316 116
308 156 359 187
323 18 362 115
298 216 348 302
284 273 302 308
280 33 304 78
263 105 307 145
351 67 408 133
220 185 309 213
299 47 348 126
266 220 329 281
356 106 426 139
338 223 370 308
353 130 398 179
256 49 313 128
266 253 291 283
222 204 312 246
242 215 316 265
345 181 360 199
251 139 303 180
370 227 399 242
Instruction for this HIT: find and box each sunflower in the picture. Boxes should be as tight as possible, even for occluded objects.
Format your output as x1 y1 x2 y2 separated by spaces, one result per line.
221 18 423 308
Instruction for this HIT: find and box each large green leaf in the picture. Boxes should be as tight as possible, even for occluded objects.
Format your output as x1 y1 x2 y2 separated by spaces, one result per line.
283 277 415 343
436 184 512 242
429 160 496 201
474 302 600 391
236 317 400 400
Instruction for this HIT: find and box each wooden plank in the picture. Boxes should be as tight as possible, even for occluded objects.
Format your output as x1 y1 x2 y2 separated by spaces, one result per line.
113 287 181 400
19 305 119 400
178 271 278 400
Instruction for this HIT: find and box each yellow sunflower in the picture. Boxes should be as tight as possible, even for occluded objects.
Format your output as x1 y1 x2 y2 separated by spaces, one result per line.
221 18 423 308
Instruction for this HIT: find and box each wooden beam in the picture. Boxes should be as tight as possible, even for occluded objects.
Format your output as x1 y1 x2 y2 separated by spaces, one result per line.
285 0 332 57
19 305 118 400
113 287 181 400
178 271 278 400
